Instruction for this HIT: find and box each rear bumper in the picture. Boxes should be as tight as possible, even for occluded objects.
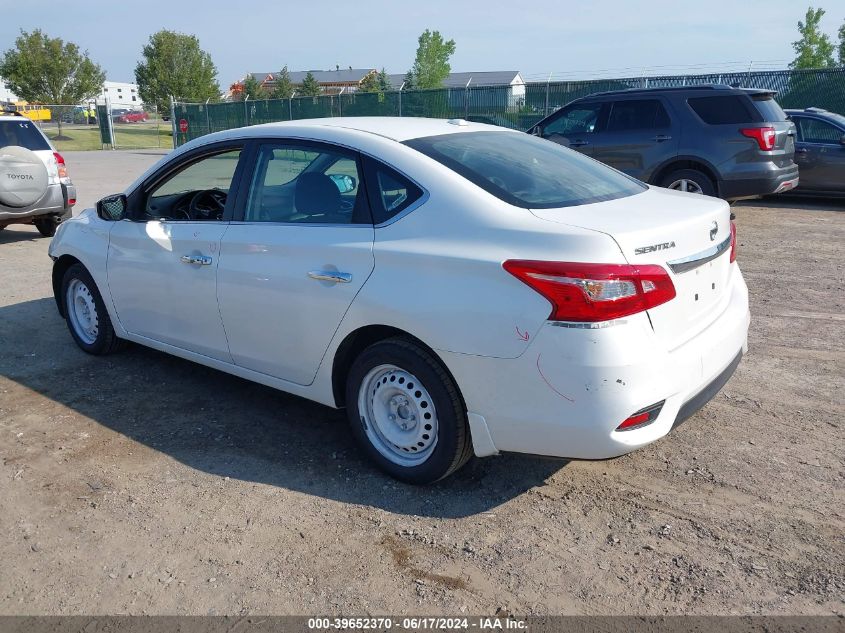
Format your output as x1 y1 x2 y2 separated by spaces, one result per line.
0 182 75 223
440 266 750 459
719 164 799 200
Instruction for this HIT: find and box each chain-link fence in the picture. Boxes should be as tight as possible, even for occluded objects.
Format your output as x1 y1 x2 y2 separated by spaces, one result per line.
3 103 169 151
172 67 845 148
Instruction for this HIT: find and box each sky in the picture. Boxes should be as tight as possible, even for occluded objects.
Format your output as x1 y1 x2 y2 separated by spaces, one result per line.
1 0 843 86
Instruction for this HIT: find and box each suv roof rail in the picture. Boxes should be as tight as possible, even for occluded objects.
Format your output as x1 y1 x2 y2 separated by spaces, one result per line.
804 106 828 113
586 84 735 98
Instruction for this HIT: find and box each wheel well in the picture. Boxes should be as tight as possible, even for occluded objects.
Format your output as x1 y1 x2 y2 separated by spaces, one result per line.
652 160 718 189
51 255 82 317
331 325 456 408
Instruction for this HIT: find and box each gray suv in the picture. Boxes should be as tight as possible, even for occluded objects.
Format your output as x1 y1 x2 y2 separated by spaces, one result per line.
1 111 76 236
528 85 799 200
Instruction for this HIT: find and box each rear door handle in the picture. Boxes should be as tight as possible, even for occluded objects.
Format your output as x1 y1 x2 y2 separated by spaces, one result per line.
308 270 352 283
180 255 212 265
796 147 809 154
568 140 589 148
652 134 672 142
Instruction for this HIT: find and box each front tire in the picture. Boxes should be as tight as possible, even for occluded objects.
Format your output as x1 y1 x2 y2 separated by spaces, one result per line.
61 263 125 355
660 169 716 196
345 338 473 484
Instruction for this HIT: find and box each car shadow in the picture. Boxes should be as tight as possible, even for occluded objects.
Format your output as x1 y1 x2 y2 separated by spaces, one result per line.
0 227 43 244
736 195 845 213
0 297 565 518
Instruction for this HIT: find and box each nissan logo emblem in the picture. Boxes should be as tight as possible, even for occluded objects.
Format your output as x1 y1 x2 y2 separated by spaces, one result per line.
709 221 718 241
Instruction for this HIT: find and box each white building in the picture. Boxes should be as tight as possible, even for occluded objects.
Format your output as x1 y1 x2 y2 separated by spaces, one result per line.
96 81 143 109
0 78 19 104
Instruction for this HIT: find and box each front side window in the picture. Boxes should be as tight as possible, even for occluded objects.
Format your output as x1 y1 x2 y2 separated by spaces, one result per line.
405 131 646 209
543 103 604 136
606 99 671 131
145 149 242 220
244 144 369 224
796 118 843 144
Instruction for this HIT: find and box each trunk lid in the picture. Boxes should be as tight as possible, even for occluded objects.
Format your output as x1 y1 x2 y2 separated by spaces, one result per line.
530 186 734 349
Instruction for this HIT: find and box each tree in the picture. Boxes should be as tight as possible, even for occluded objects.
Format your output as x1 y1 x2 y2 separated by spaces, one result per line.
299 71 321 97
135 30 220 113
408 29 456 89
358 70 380 93
271 66 294 99
790 7 836 69
0 29 105 138
240 73 266 100
838 20 845 66
377 68 392 92
402 70 415 90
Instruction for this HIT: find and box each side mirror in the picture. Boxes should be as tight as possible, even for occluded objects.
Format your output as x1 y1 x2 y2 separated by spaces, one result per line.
840 134 845 146
329 174 357 194
530 126 542 137
96 193 127 221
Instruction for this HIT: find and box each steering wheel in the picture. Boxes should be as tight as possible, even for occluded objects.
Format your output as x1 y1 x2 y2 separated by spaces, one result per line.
189 189 227 220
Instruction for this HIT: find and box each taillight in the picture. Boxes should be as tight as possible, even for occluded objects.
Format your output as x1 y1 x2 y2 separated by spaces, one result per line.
503 261 676 322
740 126 776 151
53 152 68 179
729 220 737 263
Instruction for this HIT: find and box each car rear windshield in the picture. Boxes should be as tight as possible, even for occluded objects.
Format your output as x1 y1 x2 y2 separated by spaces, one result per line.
404 131 646 209
749 94 788 122
0 120 51 150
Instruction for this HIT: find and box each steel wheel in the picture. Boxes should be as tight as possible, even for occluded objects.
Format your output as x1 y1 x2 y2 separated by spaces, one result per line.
667 178 704 194
357 363 438 466
66 278 99 345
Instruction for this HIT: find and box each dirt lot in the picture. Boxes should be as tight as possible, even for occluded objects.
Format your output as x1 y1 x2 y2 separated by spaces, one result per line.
0 153 842 615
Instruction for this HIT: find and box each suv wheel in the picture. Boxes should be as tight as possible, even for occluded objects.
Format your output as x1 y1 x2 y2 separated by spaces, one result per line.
346 338 473 484
660 169 715 196
34 216 59 237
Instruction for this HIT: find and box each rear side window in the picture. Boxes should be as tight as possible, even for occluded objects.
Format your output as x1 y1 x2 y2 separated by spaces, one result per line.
687 95 757 125
364 159 423 224
750 95 788 122
607 99 671 131
0 120 51 150
405 131 646 209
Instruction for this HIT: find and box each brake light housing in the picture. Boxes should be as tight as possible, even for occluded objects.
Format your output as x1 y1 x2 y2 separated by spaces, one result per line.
503 261 676 322
53 152 68 179
740 126 776 151
616 400 665 432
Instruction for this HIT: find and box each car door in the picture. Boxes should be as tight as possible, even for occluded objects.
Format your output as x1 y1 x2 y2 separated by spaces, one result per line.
107 144 246 362
216 140 375 385
793 116 845 191
536 102 607 155
589 98 678 182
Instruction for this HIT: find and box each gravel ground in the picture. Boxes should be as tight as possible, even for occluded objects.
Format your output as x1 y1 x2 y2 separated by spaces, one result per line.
0 152 842 615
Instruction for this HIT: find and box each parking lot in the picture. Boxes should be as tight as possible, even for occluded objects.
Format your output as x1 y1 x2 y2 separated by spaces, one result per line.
0 151 842 615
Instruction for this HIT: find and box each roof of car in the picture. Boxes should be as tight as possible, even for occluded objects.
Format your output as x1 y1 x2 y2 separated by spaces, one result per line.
241 116 516 142
578 84 776 100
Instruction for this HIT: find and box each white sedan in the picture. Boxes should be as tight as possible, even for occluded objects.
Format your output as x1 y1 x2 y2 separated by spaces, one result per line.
49 117 749 484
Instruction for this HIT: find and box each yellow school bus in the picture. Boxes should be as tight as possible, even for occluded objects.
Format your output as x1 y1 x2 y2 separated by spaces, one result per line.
11 102 52 122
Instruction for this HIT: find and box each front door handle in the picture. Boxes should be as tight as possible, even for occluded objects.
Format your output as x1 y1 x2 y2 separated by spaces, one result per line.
180 255 212 265
795 147 809 154
308 270 352 283
652 134 673 142
568 139 589 148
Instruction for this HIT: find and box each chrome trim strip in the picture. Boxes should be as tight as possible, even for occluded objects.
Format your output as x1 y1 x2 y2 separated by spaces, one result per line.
667 234 731 274
549 319 628 329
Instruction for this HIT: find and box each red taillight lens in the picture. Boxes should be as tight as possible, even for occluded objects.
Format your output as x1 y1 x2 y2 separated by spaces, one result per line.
53 152 68 179
729 220 737 263
740 126 776 151
616 400 665 432
503 261 676 322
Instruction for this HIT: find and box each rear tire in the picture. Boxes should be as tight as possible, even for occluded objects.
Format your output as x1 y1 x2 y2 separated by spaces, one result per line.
660 169 716 196
61 263 125 355
345 338 473 484
34 216 58 237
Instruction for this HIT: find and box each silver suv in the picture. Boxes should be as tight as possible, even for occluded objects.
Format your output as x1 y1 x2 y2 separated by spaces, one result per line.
0 111 76 236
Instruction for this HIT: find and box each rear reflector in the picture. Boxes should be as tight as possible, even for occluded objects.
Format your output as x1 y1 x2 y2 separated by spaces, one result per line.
729 220 737 263
503 261 676 322
740 126 776 151
616 400 665 432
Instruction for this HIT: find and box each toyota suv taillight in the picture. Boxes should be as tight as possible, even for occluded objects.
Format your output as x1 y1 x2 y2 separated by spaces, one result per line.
503 261 676 322
53 152 68 180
